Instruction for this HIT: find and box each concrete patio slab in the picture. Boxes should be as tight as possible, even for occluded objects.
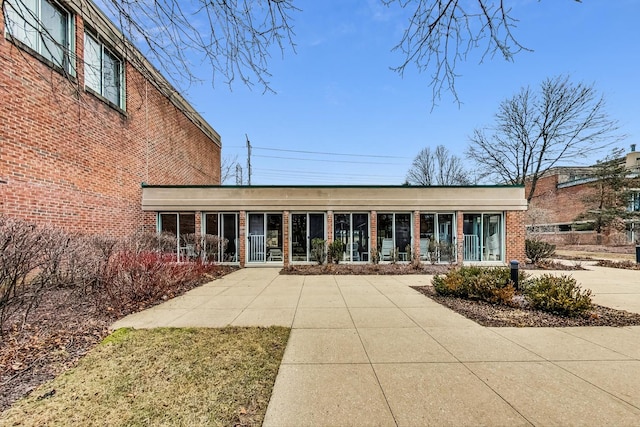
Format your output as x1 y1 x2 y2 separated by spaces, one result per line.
263 364 396 427
426 327 544 362
297 292 346 308
349 307 416 328
373 363 531 427
492 327 632 361
555 360 640 408
230 308 295 327
403 306 480 328
358 327 456 363
247 294 300 308
341 293 396 308
282 328 369 364
466 361 640 425
561 326 640 359
292 307 355 329
166 308 242 328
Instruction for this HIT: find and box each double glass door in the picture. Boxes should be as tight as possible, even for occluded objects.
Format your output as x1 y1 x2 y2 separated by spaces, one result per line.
291 213 325 262
248 213 283 262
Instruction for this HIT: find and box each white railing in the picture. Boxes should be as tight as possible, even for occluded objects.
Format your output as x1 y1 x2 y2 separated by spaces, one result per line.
463 234 480 261
248 234 265 262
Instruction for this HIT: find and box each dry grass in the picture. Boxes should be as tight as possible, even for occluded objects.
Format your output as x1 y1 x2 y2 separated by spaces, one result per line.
1 327 290 426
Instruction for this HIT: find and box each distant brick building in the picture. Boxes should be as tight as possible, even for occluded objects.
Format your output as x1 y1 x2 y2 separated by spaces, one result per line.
526 149 640 244
1 0 221 237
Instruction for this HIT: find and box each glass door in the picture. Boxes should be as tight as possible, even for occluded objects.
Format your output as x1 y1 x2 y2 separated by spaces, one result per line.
291 213 325 262
248 213 265 262
248 213 283 263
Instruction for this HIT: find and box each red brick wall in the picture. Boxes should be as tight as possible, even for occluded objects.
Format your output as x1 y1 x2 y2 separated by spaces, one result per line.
0 8 220 238
526 175 596 225
505 210 526 262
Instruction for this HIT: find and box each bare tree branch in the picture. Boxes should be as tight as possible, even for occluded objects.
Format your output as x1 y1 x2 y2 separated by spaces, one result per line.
406 144 469 185
467 75 623 202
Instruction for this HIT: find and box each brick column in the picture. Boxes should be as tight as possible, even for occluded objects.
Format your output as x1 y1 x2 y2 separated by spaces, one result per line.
283 211 290 267
239 211 246 267
413 211 420 261
506 210 526 263
370 211 377 260
456 211 464 264
327 211 334 243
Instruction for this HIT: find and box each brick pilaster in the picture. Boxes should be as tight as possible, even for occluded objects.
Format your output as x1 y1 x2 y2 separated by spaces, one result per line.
239 211 246 267
456 211 464 264
283 211 290 267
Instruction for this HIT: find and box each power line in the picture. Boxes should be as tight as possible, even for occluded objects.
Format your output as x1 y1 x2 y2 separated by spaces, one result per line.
254 154 407 166
253 146 410 159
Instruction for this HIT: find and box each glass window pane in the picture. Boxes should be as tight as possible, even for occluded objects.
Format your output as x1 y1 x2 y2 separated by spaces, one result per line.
222 214 238 262
437 213 455 262
103 48 121 105
40 0 66 67
291 214 307 262
6 0 39 50
395 214 411 255
159 213 177 235
84 34 101 92
334 213 350 261
352 213 369 261
483 214 502 261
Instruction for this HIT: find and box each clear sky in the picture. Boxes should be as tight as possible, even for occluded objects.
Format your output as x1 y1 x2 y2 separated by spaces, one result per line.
182 0 640 185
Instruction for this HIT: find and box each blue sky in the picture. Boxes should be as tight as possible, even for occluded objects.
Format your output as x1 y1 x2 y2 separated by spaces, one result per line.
182 0 640 185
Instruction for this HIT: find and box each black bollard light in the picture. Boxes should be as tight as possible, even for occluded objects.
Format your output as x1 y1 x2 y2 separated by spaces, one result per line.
510 260 519 290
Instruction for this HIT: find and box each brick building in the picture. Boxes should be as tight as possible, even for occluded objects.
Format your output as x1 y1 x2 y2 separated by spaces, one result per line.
526 149 640 244
1 0 221 237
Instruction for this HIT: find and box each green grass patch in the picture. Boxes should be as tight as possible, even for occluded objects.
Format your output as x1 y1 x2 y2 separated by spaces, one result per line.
1 327 290 426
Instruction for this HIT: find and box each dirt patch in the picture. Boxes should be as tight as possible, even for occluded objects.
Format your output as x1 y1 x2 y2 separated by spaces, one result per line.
412 285 640 327
0 266 237 412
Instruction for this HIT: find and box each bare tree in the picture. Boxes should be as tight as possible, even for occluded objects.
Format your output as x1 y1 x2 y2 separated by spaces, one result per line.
220 155 239 184
382 0 579 105
467 75 621 202
406 145 469 185
99 0 299 94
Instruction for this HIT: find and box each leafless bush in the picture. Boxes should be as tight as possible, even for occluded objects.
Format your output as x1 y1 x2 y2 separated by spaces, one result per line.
0 217 48 334
201 234 228 263
125 231 177 254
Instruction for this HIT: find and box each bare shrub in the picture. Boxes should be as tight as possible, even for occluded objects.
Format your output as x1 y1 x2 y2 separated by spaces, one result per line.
125 231 177 254
202 234 228 263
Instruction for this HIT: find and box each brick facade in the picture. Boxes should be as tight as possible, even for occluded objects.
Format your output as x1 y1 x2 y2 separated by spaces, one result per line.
0 1 221 238
505 210 526 262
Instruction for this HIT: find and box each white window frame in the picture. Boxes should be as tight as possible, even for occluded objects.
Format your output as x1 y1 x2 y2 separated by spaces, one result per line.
4 0 75 74
84 31 125 109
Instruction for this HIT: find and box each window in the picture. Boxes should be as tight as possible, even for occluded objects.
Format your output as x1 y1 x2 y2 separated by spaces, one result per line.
203 212 239 263
4 0 74 73
84 32 124 108
377 213 412 261
629 191 640 212
158 213 195 261
419 213 455 263
462 213 503 262
334 213 369 262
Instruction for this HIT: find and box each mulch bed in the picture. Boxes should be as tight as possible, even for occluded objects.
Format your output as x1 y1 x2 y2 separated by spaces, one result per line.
280 260 583 275
411 285 640 327
0 266 237 412
595 260 640 270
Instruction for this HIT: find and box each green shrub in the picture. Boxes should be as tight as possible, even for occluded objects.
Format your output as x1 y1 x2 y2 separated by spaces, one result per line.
327 240 344 264
525 239 556 263
523 274 593 316
432 266 524 305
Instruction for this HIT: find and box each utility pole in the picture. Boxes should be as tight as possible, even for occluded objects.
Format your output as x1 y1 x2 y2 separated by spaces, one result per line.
246 134 252 186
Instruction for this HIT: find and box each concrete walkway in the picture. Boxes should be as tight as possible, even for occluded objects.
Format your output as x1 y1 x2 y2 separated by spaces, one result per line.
112 266 640 426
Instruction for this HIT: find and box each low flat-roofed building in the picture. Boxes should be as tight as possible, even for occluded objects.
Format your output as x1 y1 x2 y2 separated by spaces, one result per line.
143 184 527 267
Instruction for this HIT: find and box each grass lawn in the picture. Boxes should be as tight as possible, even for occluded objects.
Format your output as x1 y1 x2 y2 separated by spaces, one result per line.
1 327 290 426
